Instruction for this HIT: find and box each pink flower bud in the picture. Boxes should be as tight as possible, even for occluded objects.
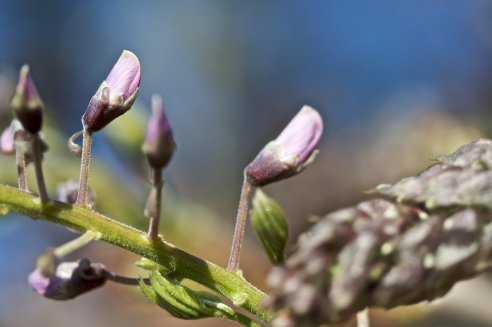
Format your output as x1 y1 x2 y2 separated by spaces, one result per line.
82 50 141 132
0 125 15 155
10 65 43 134
142 95 176 169
28 259 106 300
0 120 31 156
246 106 323 186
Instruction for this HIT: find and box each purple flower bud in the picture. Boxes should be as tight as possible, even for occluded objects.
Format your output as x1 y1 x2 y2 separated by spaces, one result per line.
246 105 323 186
10 65 43 134
82 50 141 132
0 125 15 155
28 259 106 300
142 95 176 169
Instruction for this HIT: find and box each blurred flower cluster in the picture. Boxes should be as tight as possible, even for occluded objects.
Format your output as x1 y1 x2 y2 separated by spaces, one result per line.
267 139 492 326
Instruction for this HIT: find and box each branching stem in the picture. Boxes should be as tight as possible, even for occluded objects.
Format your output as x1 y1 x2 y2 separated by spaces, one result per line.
0 184 271 323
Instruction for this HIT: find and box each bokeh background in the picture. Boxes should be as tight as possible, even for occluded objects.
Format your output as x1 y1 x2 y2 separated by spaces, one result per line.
1 1 492 326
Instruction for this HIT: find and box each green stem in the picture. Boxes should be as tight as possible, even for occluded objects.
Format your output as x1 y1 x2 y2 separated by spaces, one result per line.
53 230 99 258
0 183 271 324
103 271 147 286
231 313 263 327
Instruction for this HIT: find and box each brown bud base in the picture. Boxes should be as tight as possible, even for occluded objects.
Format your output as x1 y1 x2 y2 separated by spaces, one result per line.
14 108 43 134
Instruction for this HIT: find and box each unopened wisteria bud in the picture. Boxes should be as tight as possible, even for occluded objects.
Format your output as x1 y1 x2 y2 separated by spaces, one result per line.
246 106 323 186
142 95 176 169
28 259 106 300
82 50 141 132
10 65 43 134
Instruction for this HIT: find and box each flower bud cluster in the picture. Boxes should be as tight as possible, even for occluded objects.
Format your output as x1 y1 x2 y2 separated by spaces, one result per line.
268 140 492 326
267 199 492 326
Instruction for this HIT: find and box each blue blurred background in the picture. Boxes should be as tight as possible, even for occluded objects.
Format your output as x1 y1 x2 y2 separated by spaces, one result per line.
1 1 492 326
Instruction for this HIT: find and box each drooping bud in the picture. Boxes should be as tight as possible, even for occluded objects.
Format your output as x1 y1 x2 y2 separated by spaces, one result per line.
245 105 323 186
28 258 106 300
82 50 141 132
250 189 288 265
10 65 43 134
142 95 176 169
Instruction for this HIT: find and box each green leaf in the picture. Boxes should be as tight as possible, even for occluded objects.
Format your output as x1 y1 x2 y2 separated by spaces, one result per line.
250 189 288 265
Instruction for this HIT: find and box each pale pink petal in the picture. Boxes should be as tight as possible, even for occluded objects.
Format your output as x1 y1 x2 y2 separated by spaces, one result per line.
276 106 323 164
105 50 141 100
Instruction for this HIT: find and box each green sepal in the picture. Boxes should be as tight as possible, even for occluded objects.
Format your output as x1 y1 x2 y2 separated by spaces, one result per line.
135 257 159 271
139 270 240 320
250 189 288 265
135 257 172 275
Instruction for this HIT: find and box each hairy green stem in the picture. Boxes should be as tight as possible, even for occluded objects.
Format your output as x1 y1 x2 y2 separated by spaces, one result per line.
0 183 271 323
53 230 99 258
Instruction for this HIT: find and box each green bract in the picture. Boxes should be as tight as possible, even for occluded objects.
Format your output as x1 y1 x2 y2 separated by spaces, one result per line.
250 189 288 265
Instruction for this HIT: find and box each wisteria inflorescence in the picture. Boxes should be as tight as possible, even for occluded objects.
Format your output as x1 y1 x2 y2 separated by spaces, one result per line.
267 139 492 326
1 49 492 327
